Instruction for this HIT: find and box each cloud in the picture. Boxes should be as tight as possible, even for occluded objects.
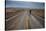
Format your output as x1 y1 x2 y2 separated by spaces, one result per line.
6 1 45 9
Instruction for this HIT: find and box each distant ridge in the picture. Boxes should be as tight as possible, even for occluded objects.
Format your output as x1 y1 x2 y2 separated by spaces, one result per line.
6 7 44 10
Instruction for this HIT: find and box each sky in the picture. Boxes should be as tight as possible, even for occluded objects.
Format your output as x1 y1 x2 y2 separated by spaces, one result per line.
6 0 45 9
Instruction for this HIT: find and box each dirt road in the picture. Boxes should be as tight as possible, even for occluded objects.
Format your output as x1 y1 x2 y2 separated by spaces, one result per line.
6 10 44 30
